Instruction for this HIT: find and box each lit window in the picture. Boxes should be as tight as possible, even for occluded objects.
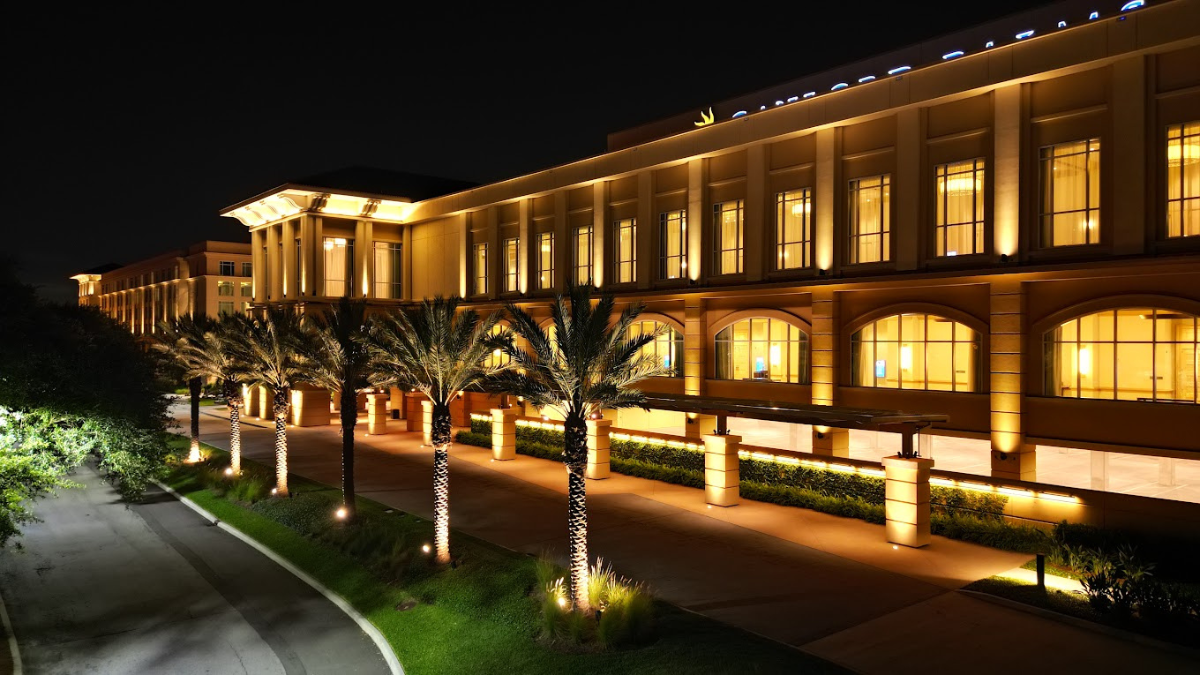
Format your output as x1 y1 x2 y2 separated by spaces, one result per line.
849 175 891 263
1167 121 1200 238
713 200 744 275
1040 139 1100 246
473 242 488 296
935 159 985 256
219 261 235 276
484 324 510 368
659 210 687 280
1046 308 1198 403
537 232 554 290
323 237 354 297
217 281 234 296
628 320 683 377
715 318 809 384
218 301 234 316
373 241 402 299
240 282 252 297
776 189 812 270
614 218 636 283
851 314 980 391
503 237 520 292
574 225 593 285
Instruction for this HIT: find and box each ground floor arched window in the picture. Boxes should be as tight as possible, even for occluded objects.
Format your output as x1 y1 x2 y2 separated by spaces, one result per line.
628 320 683 377
714 317 809 384
851 313 980 391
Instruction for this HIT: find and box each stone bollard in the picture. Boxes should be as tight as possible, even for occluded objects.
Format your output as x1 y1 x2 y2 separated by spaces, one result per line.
882 456 935 547
291 384 333 427
491 408 517 461
366 393 389 435
704 434 741 507
586 419 612 479
421 400 433 446
812 426 850 457
243 384 259 418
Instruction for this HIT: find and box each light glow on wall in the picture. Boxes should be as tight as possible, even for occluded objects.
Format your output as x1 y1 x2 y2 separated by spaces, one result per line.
1078 347 1092 376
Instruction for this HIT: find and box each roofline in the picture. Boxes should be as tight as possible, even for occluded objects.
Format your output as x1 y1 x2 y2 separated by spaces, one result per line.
219 182 415 215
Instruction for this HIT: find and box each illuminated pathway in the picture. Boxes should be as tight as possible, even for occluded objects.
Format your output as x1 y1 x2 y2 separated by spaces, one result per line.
184 404 1199 674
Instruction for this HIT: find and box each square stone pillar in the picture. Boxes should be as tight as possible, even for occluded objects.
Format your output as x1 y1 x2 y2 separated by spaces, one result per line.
684 414 717 440
243 384 259 418
389 386 405 420
256 385 272 420
290 384 331 427
882 456 934 548
366 393 389 435
586 419 611 480
421 399 433 445
990 280 1036 481
704 434 740 507
491 407 517 461
812 426 849 457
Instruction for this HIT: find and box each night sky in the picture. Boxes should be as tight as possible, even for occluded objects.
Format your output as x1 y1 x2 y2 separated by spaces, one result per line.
9 2 1050 304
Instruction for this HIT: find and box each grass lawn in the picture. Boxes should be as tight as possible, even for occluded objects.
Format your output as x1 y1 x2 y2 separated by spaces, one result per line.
163 437 845 675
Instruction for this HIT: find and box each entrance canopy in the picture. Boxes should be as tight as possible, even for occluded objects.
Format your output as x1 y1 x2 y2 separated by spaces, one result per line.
641 394 948 432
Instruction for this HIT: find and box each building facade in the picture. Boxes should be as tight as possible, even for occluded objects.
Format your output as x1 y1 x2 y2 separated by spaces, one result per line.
223 0 1200 503
72 240 253 335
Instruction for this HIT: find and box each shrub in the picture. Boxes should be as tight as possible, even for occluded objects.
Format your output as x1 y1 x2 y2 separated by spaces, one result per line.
455 431 491 448
931 513 1048 552
539 557 655 649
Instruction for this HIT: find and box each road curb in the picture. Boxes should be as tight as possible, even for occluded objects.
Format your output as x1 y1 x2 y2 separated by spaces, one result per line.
153 480 404 675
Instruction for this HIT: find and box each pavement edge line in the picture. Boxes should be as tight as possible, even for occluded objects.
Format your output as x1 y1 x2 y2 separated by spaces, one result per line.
0 589 23 675
154 480 405 675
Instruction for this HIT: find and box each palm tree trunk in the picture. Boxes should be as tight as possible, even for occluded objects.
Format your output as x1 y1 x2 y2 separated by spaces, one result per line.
564 414 590 612
273 389 289 496
188 376 202 463
225 380 242 475
340 388 358 520
431 402 452 564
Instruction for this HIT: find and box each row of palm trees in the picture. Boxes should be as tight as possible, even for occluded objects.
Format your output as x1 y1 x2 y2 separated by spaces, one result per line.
155 285 667 612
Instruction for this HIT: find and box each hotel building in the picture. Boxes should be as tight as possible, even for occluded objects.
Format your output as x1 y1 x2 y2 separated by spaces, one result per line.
73 240 253 335
222 0 1200 508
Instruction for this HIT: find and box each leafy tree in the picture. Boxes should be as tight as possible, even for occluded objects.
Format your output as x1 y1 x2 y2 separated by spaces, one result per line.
365 297 504 563
495 284 667 610
304 298 373 521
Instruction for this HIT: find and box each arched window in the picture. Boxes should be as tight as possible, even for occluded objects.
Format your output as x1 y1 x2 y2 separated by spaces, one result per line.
483 323 509 369
628 320 683 377
1045 308 1198 403
851 313 980 391
715 318 809 384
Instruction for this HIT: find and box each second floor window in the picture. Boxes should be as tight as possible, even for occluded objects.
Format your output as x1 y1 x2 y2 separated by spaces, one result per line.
935 159 986 257
574 225 593 285
373 241 402 299
849 175 891 263
503 237 519 292
776 188 812 270
323 237 354 297
241 261 253 277
473 242 488 295
659 210 687 280
240 282 251 297
614 218 636 283
1167 121 1199 238
217 281 234 296
1040 139 1100 247
219 261 235 276
537 232 554 290
713 200 744 275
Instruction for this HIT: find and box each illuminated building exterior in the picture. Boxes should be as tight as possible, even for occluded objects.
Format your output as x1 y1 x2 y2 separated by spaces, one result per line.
72 241 253 335
225 0 1200 506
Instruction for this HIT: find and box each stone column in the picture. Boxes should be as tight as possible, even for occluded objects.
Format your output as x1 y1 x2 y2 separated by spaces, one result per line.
421 400 434 445
812 426 849 457
704 433 740 507
291 384 331 427
684 414 717 440
492 407 517 461
883 456 934 548
389 386 405 420
366 393 389 435
684 298 706 396
243 384 259 418
256 385 272 420
990 280 1036 481
811 289 849 456
586 419 612 480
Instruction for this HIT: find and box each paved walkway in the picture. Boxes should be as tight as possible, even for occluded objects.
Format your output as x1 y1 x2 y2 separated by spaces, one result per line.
0 460 390 675
188 405 1199 674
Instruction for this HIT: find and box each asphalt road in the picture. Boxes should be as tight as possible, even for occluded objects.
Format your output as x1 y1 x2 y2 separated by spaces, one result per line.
0 461 390 675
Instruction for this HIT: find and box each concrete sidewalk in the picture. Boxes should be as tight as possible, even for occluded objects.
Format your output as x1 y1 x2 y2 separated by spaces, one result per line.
0 460 390 675
190 405 1199 674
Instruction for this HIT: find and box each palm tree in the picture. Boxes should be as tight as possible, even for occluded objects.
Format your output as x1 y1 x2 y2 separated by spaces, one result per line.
213 314 251 474
496 284 668 611
232 306 312 496
153 315 216 464
304 298 373 521
365 297 505 563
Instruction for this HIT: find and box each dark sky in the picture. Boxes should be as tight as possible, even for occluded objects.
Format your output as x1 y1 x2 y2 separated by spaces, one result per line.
9 2 1051 304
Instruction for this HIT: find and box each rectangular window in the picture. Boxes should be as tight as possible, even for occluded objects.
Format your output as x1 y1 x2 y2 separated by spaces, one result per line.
217 281 234 296
935 159 986 256
241 261 253 277
849 175 891 263
240 281 251 297
614 218 636 283
1167 121 1199 238
503 237 520 292
659 210 687 279
323 237 354 297
1040 139 1100 247
537 232 555 290
294 239 302 294
218 301 234 316
473 242 488 295
775 189 812 270
219 261 235 276
713 200 744 275
373 241 402 299
573 225 593 285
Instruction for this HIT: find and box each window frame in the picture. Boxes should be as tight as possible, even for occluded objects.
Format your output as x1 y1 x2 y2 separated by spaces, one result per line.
1039 138 1101 248
847 174 892 264
712 200 744 275
573 225 593 285
502 237 520 293
775 188 812 271
613 218 637 284
536 232 555 290
850 313 982 392
714 317 810 385
373 241 403 300
472 242 488 296
219 261 235 276
659 210 687 280
934 158 986 257
1166 121 1200 239
322 236 354 298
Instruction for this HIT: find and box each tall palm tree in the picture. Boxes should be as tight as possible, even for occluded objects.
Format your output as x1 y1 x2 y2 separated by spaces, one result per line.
213 314 251 474
365 297 505 563
232 306 312 496
304 298 373 521
496 284 668 611
153 315 216 464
